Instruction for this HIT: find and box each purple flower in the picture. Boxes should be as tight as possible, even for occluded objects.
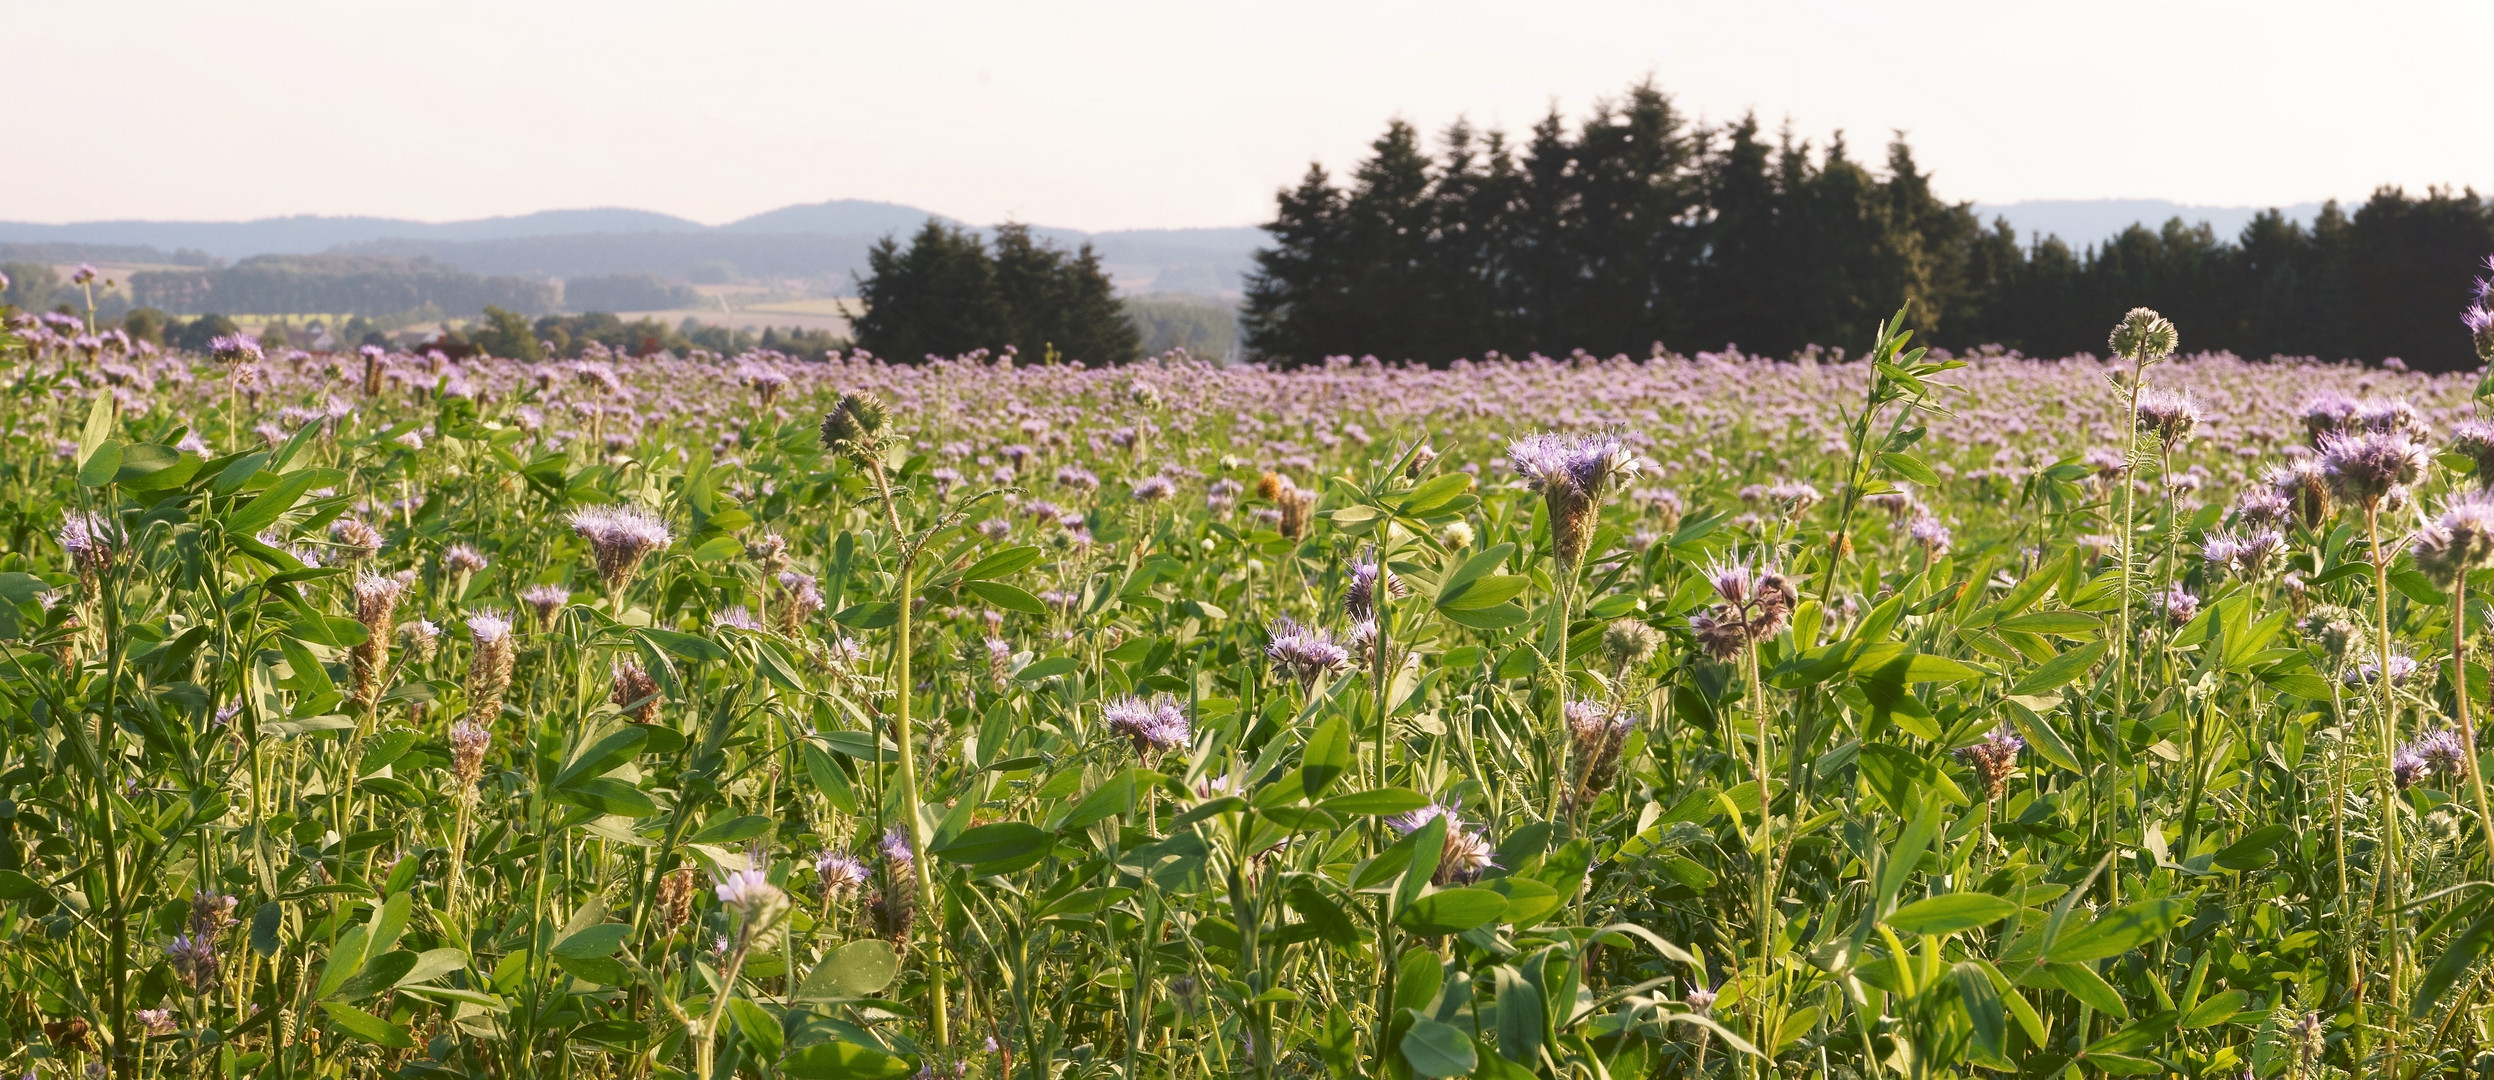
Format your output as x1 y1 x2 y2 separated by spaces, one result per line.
569 504 672 588
1102 693 1191 756
1265 617 1352 684
2317 431 2430 510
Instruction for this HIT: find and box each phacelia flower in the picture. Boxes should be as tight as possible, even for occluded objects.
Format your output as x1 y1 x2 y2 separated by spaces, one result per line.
569 504 672 590
1508 430 1638 570
1265 617 1352 685
1102 693 1191 757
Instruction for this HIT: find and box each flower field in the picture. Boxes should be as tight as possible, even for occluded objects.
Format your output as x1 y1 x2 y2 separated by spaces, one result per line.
6 303 2494 1080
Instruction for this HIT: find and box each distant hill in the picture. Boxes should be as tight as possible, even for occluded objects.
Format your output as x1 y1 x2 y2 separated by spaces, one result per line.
1971 199 2330 248
0 199 1267 298
0 208 707 259
718 199 957 235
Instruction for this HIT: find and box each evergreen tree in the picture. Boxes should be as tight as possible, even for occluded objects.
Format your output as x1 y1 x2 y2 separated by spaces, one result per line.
853 221 1008 362
855 220 1139 364
1245 77 2494 371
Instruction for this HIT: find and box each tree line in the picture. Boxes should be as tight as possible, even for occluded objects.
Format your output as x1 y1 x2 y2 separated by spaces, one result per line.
852 222 1138 364
1242 79 2494 371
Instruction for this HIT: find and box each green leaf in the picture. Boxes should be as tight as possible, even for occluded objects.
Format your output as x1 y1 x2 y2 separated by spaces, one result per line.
1301 717 1352 797
2043 961 2128 1019
553 726 650 789
0 870 49 901
1885 893 2019 936
961 545 1043 580
116 443 197 492
552 923 631 959
1877 451 1943 487
1057 770 1142 833
78 439 124 487
1435 542 1516 603
1996 610 2100 635
2009 639 2105 696
934 822 1052 872
2048 898 2186 963
223 469 320 536
1015 655 1076 681
2004 700 2082 773
963 579 1047 615
1438 573 1530 611
729 998 785 1059
1397 472 1474 515
318 1002 415 1048
1399 1014 1478 1077
77 392 114 465
1955 961 2006 1059
1397 887 1507 935
1318 788 1430 816
2213 823 2292 871
638 627 728 663
552 777 657 818
330 950 419 1002
2182 988 2247 1029
797 940 901 1000
394 948 468 989
1483 876 1563 927
2413 907 2494 1018
779 1039 917 1080
688 814 774 846
1440 602 1530 630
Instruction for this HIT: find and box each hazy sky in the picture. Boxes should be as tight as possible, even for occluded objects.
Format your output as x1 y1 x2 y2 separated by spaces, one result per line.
8 1 2483 230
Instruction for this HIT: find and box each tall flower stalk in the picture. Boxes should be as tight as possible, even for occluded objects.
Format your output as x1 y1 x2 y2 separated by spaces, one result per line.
1506 429 1635 803
822 391 951 1050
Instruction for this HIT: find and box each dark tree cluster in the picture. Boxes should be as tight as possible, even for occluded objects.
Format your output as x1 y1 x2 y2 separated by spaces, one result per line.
853 222 1139 364
1245 79 2494 371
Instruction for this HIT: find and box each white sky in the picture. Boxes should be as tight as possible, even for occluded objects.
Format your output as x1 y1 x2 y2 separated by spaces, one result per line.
6 0 2483 230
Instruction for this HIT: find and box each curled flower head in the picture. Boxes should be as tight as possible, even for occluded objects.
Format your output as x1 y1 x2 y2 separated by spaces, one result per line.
1344 551 1405 621
464 611 515 725
1102 693 1191 757
1265 617 1352 684
2317 430 2430 511
2392 745 2429 790
2412 727 2470 775
449 719 492 786
166 934 221 991
818 392 892 463
1131 476 1177 502
1564 700 1639 804
714 867 789 922
2346 654 2419 687
1955 726 2026 800
879 824 915 867
611 657 662 723
2450 420 2494 484
330 517 384 561
569 504 672 590
2161 583 2200 625
440 542 490 576
208 333 263 366
2132 387 2200 448
815 852 870 895
2415 490 2494 586
2107 308 2177 363
1508 430 1637 568
1906 514 1952 554
59 510 116 580
1602 618 1664 671
519 583 571 629
1385 801 1498 885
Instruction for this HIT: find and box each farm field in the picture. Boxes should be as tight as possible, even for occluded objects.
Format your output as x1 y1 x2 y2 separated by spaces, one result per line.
2 304 2493 1080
